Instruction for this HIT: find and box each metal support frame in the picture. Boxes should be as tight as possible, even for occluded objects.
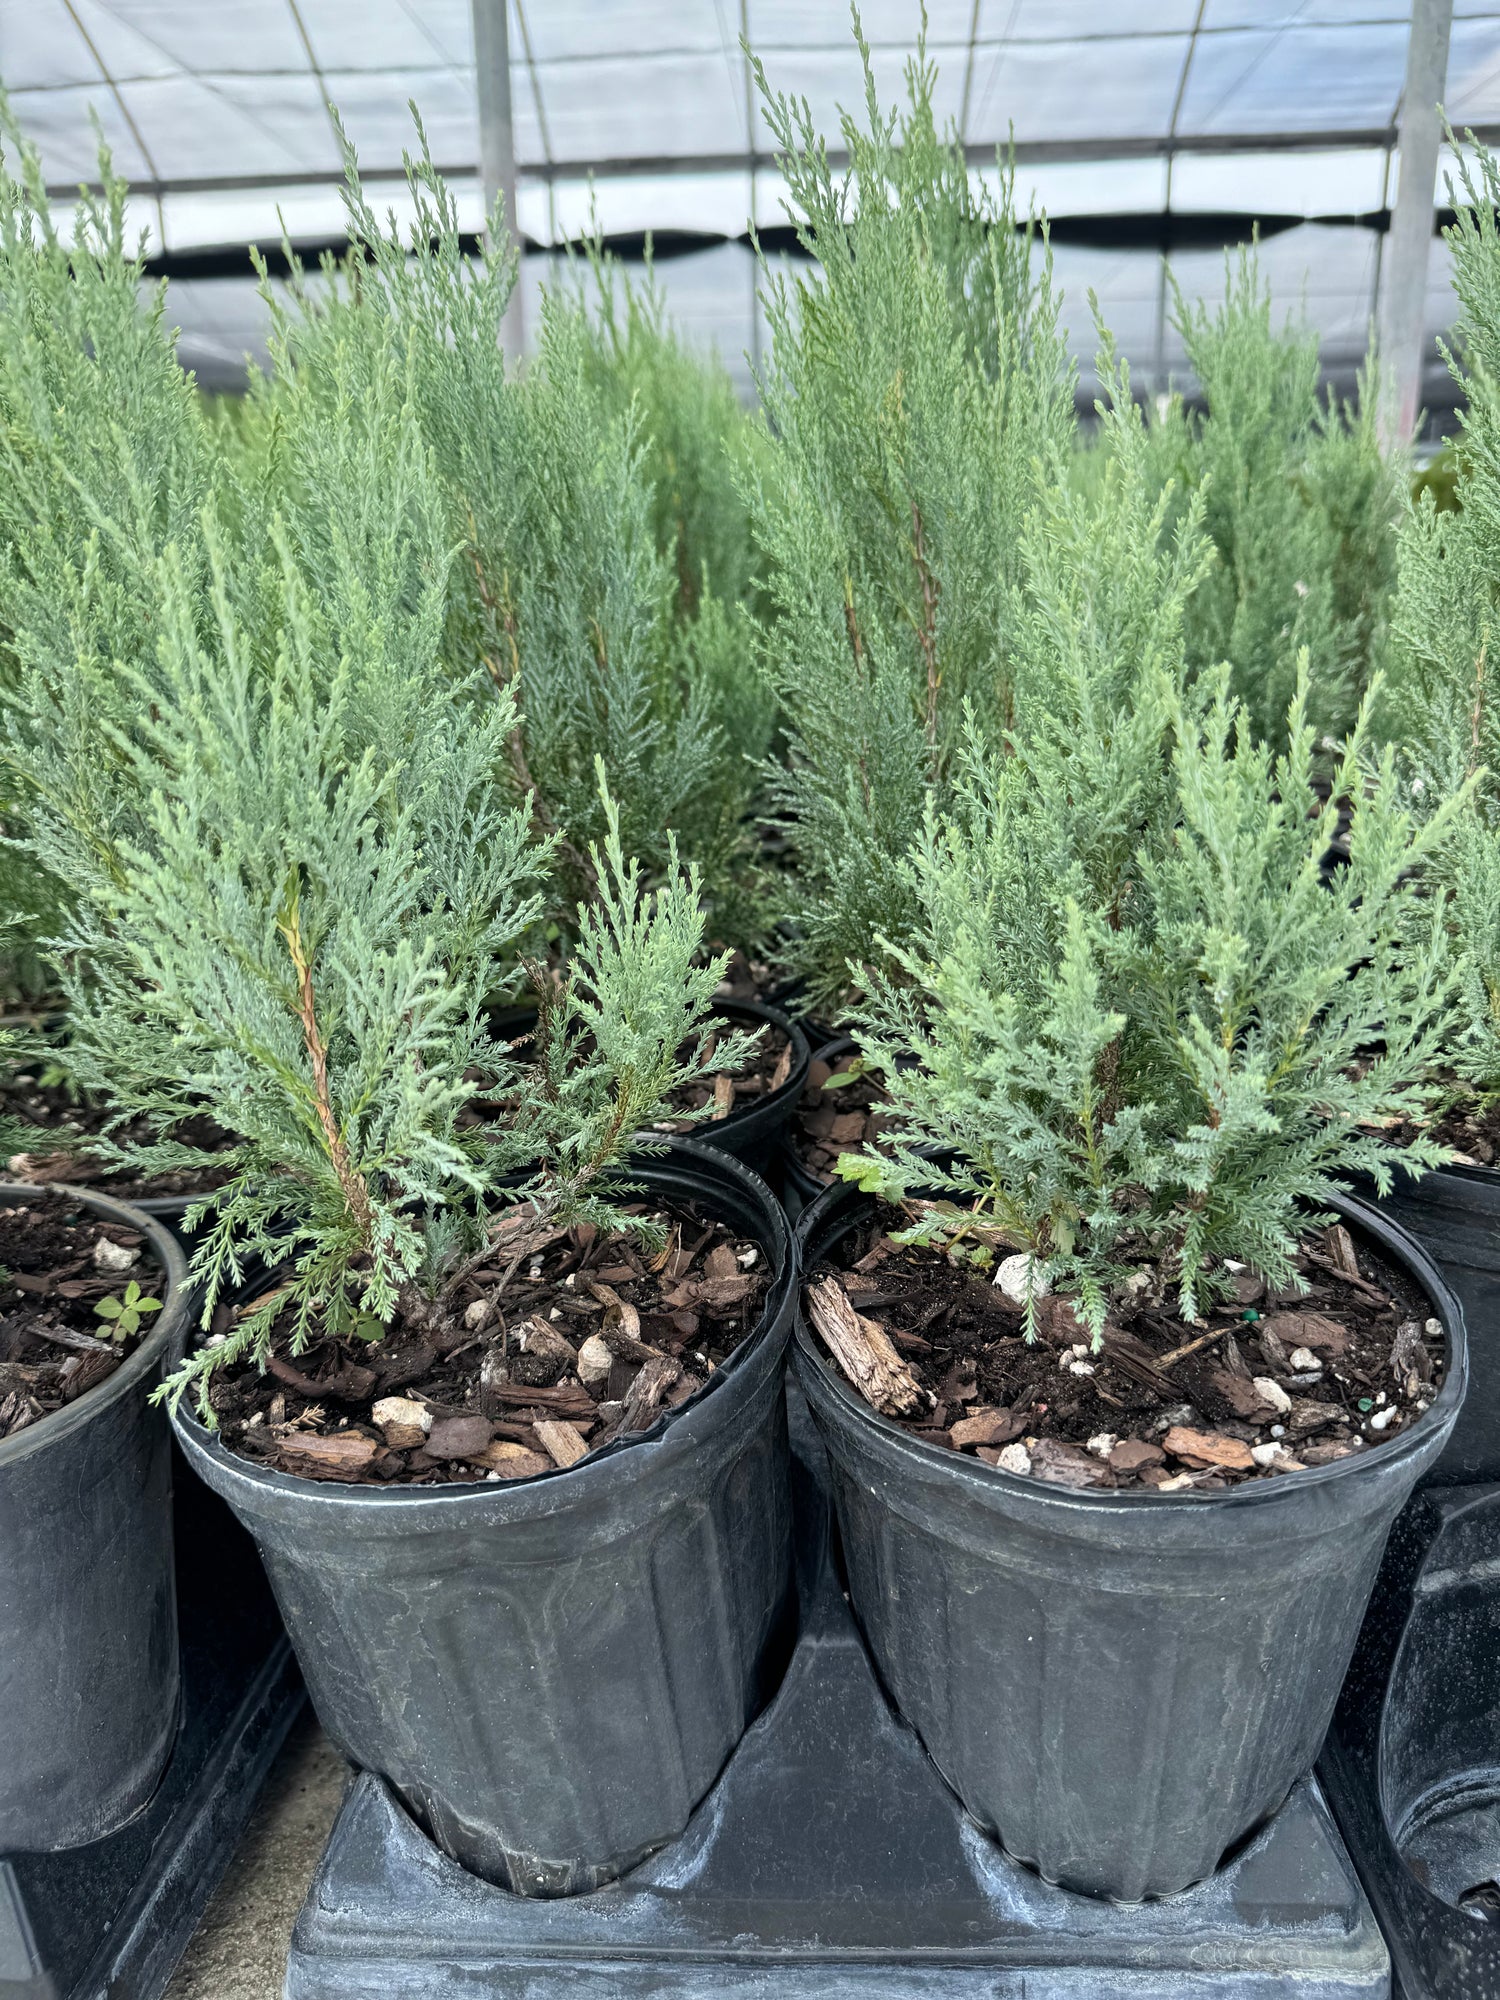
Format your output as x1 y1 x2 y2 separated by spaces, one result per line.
471 0 524 359
1378 0 1454 445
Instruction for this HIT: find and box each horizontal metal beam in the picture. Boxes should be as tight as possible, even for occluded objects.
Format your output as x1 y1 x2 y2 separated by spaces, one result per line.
44 121 1500 205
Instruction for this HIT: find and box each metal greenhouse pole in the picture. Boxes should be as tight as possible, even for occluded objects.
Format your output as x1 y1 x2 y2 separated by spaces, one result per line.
1378 0 1453 444
471 0 524 359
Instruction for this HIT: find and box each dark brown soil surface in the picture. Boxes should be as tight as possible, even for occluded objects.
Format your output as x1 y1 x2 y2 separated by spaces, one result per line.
206 1202 770 1486
805 1209 1445 1491
712 951 784 1007
790 1045 891 1186
0 1191 160 1440
2 1069 234 1198
656 1022 794 1135
1379 1079 1500 1168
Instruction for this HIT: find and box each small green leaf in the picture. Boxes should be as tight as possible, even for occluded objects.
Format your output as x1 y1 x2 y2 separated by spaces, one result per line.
95 1296 123 1321
834 1152 886 1193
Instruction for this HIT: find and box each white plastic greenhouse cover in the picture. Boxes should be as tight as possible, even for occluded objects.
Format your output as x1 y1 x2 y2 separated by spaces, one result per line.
4 1 1499 408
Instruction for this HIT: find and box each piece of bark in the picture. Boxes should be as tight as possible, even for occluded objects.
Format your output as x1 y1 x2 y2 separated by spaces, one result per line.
61 1349 120 1402
769 1039 793 1091
426 1416 495 1460
703 1244 739 1284
484 1380 595 1415
950 1407 1023 1450
1030 1439 1112 1488
806 1276 925 1418
372 1395 433 1450
1259 1310 1349 1359
615 1353 682 1435
1163 1425 1256 1472
509 1316 578 1389
28 1323 117 1358
276 1432 380 1481
711 1074 736 1120
474 1441 551 1480
535 1418 589 1469
585 1284 661 1364
1323 1224 1361 1278
267 1353 378 1405
1099 1324 1178 1397
1109 1438 1166 1474
1208 1368 1281 1425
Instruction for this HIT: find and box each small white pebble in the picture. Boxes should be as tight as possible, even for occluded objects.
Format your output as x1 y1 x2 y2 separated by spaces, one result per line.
486 1470 501 1482
737 1246 759 1267
1426 1318 1442 1337
548 1307 562 1321
1252 1376 1292 1415
93 1235 139 1273
1270 1424 1286 1438
528 1260 543 1280
1370 1407 1398 1432
1058 1343 1089 1370
1251 1442 1286 1468
1225 1260 1246 1272
463 1298 490 1330
1086 1432 1116 1458
1067 1360 1096 1377
564 1272 577 1289
996 1443 1032 1476
1416 1398 1431 1412
1288 1347 1320 1373
995 1253 1050 1305
1375 1390 1387 1405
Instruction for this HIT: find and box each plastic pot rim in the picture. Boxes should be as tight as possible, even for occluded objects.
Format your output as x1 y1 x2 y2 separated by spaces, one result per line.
794 1180 1467 1515
171 1135 794 1516
0 1178 190 1472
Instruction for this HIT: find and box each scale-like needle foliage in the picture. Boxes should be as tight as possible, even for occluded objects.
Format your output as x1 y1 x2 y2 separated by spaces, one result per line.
747 22 1073 1008
845 667 1463 1338
0 111 216 978
1151 248 1402 748
1387 133 1500 1098
253 125 764 932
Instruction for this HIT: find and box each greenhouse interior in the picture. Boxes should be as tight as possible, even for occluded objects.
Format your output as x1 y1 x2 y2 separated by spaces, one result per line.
9 2 1500 1997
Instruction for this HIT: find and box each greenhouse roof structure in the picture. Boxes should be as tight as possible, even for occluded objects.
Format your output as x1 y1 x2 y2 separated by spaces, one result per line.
2 0 1495 412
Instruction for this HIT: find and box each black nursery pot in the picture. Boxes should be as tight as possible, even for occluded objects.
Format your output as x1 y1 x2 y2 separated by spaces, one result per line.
491 997 809 1171
1322 1481 1500 1997
0 1181 188 1852
793 1181 1467 1904
171 1138 797 1898
1363 1162 1500 1485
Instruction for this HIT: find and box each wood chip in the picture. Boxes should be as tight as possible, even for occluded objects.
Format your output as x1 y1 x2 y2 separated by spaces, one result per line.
806 1276 926 1418
1029 1439 1112 1487
711 1073 736 1120
1108 1438 1166 1474
950 1407 1023 1450
769 1039 793 1091
535 1418 589 1469
474 1441 551 1480
510 1316 578 1388
703 1244 739 1283
1323 1224 1361 1278
426 1416 495 1460
1163 1426 1256 1472
1208 1368 1281 1424
275 1433 380 1481
614 1353 681 1434
1260 1310 1349 1358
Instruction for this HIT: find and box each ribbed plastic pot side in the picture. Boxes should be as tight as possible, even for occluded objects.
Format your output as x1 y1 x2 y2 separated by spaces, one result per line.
1358 1161 1500 1485
0 1182 189 1852
793 1180 1467 1904
171 1139 797 1897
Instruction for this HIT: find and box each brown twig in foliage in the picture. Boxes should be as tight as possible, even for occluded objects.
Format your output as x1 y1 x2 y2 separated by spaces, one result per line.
277 885 374 1245
911 501 941 762
467 521 599 896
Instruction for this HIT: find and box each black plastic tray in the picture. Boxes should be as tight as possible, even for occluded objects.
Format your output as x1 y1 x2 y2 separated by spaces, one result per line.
1321 1481 1500 1997
285 1393 1389 1999
0 1455 304 2000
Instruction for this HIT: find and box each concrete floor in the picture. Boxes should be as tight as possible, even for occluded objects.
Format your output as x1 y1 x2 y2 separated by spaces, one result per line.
164 1714 348 2000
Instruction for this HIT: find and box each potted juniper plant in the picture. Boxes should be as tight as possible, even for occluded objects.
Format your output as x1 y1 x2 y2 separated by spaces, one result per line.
240 128 805 1166
45 477 796 1893
794 358 1470 1899
1371 131 1500 1484
0 123 200 1856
